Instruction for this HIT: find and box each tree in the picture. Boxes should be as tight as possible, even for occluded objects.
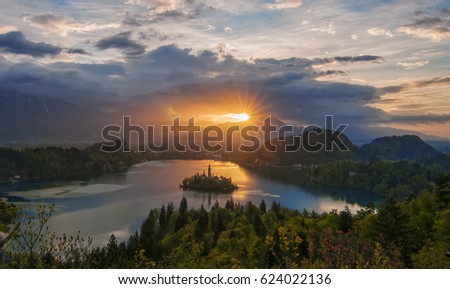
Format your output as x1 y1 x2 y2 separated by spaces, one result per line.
338 206 353 233
2 204 92 269
0 199 18 258
271 201 283 220
179 196 188 214
175 197 189 231
158 205 166 232
374 195 413 266
194 205 209 239
434 174 450 208
7 204 54 268
160 234 204 268
166 202 175 223
225 197 234 211
140 209 162 260
259 200 267 214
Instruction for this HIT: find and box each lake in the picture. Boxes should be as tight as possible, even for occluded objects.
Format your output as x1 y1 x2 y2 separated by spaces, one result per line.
0 160 382 245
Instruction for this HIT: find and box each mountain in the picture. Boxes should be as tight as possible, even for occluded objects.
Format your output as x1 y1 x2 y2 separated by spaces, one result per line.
0 91 107 145
358 135 443 161
232 128 358 165
344 125 448 145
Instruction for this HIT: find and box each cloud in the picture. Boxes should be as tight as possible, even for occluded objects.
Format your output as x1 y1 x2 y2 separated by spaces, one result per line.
0 42 387 126
122 14 142 27
396 60 428 70
397 16 450 41
124 0 216 23
350 34 359 40
117 45 387 126
0 26 17 34
224 26 233 33
388 114 450 124
65 48 91 55
380 77 450 93
310 22 335 35
0 41 442 134
266 0 302 10
316 70 346 78
334 55 384 63
23 13 120 36
0 31 62 57
0 60 122 103
125 0 259 16
412 77 450 88
137 28 168 41
95 31 146 56
367 27 394 37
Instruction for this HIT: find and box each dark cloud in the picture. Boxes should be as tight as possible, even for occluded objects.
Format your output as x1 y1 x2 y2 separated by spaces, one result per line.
334 55 384 63
380 77 450 94
118 45 385 125
122 15 142 27
2 43 443 134
316 70 346 77
95 31 146 56
51 62 126 76
398 16 450 40
24 13 68 28
262 72 308 87
412 17 443 27
379 85 403 94
65 48 91 55
138 28 169 41
0 60 120 103
414 76 450 87
0 31 61 57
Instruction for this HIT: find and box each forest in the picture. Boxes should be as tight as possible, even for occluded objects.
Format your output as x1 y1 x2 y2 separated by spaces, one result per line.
1 174 449 269
0 143 149 183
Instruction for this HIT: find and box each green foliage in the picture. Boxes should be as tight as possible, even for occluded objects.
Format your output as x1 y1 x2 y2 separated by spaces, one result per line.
308 160 439 198
0 199 17 233
181 173 238 191
0 145 149 183
358 135 442 162
1 204 92 268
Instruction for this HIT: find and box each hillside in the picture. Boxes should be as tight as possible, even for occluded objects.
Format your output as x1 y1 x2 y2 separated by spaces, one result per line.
358 135 443 161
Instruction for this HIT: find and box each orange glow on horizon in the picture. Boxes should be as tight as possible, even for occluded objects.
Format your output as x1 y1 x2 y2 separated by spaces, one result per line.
209 113 250 123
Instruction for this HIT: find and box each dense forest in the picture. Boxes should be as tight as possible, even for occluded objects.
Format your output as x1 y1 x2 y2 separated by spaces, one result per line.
307 160 443 198
1 174 449 269
0 143 149 183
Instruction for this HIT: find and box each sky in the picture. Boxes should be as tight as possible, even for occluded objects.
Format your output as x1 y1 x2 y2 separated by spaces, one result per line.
0 0 449 141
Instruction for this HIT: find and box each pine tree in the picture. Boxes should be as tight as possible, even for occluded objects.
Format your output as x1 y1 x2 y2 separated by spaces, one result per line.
179 196 188 214
375 195 413 266
259 200 267 214
159 205 166 231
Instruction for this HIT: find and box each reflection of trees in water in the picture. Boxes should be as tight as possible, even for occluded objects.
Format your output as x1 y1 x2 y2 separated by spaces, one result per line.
242 165 384 207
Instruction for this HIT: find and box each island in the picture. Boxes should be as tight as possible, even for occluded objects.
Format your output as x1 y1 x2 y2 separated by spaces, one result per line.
180 164 238 192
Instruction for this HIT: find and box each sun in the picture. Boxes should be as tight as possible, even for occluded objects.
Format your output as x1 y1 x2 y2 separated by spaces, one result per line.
208 113 250 123
231 113 250 122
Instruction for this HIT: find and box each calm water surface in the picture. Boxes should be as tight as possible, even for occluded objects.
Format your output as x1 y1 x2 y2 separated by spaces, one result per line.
0 160 381 245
